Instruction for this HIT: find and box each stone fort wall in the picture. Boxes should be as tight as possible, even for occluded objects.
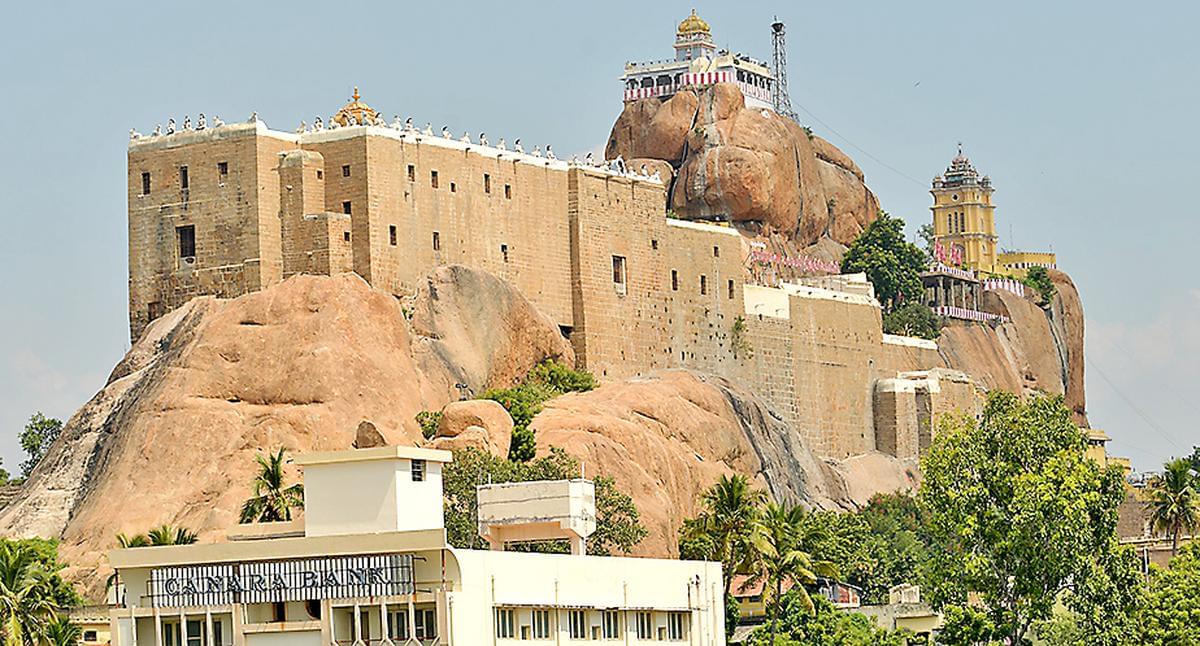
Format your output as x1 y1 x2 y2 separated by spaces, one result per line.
127 121 976 459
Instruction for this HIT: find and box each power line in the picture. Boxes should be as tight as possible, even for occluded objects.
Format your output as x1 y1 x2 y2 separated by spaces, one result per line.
1085 354 1188 454
1098 336 1200 418
788 99 928 188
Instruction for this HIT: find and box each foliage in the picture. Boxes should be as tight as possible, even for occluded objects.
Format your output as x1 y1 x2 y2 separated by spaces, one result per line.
19 413 62 478
0 539 80 646
678 474 767 596
840 212 926 311
482 360 595 462
1146 457 1199 556
1140 543 1200 644
238 448 304 523
918 222 936 262
882 302 941 340
41 614 81 646
919 391 1128 645
0 463 7 486
743 594 909 646
115 525 198 550
415 410 443 440
441 447 645 556
1022 266 1058 306
730 316 753 359
937 605 1001 645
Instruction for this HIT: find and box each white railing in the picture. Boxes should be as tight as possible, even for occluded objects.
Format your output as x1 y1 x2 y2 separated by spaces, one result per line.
934 306 1008 323
983 278 1026 298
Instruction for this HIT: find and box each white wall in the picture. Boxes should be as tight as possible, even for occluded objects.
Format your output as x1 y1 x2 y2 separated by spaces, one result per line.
303 459 443 536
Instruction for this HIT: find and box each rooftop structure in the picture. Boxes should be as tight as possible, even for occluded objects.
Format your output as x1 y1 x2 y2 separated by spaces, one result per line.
621 10 776 110
107 446 725 645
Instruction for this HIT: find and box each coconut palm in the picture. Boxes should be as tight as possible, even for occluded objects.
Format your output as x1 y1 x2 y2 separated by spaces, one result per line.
114 533 150 549
40 615 80 646
146 525 197 546
239 448 304 524
687 474 767 596
1148 457 1200 556
741 503 838 645
0 543 58 646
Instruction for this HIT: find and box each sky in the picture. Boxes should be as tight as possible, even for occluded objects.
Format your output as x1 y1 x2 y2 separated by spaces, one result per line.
0 1 1195 475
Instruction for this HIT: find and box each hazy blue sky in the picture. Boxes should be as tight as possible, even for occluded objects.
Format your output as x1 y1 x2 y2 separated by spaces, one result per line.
0 1 1195 475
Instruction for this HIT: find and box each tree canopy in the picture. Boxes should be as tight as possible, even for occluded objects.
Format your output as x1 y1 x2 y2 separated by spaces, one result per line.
19 413 62 478
0 539 80 646
238 448 304 524
481 360 596 461
840 211 926 310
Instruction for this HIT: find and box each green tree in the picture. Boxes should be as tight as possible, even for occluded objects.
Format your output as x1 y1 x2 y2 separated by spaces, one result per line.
40 615 81 646
742 503 837 645
415 411 443 440
1147 457 1199 556
0 540 79 646
238 448 304 524
1140 543 1200 644
744 594 909 646
881 302 940 339
919 391 1128 645
918 222 936 262
441 447 645 556
146 525 197 546
1022 266 1058 306
19 413 62 478
841 212 926 310
679 474 767 598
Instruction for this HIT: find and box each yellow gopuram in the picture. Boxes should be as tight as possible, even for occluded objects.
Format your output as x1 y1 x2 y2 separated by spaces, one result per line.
930 145 998 273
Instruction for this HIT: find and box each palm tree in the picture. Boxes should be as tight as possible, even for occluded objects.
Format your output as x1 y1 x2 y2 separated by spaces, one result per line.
742 503 838 645
146 525 197 546
115 533 149 549
0 543 58 646
40 615 80 646
239 449 304 524
1148 457 1200 556
690 474 767 597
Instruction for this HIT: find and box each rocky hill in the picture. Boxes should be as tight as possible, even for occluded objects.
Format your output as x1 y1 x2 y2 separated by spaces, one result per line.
0 270 918 600
607 83 879 254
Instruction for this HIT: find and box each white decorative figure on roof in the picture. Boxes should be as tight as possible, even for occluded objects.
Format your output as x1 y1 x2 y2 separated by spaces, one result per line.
392 115 402 128
651 170 662 181
570 154 578 164
249 111 258 123
314 116 324 131
514 138 523 153
129 128 141 141
441 125 451 138
532 145 542 157
296 121 307 134
640 164 648 175
424 122 433 135
497 138 506 150
546 145 556 160
460 131 471 143
404 117 414 131
152 124 162 136
212 115 223 127
329 117 340 130
585 152 594 165
197 113 206 130
183 115 192 131
479 133 488 147
166 118 176 134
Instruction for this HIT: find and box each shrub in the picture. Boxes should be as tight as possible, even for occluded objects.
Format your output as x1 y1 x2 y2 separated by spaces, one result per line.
882 302 941 340
415 410 443 440
482 360 596 461
1022 266 1057 305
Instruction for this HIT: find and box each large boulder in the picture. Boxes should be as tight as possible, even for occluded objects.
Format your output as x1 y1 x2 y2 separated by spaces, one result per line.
429 400 514 455
606 84 879 247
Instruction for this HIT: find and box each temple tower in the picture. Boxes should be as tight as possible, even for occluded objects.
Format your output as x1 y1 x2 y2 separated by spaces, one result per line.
930 145 997 273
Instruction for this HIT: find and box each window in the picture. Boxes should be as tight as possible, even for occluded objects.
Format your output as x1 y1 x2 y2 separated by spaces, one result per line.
177 225 196 259
713 245 720 257
217 161 228 177
495 608 515 638
411 459 426 482
413 609 436 639
728 279 735 299
450 181 457 193
141 171 151 195
316 169 323 180
431 170 439 188
341 164 350 177
179 166 189 190
612 255 627 293
602 611 620 639
531 609 551 639
667 612 686 640
389 225 397 246
568 610 587 639
651 239 658 250
343 231 350 242
484 173 491 194
501 244 509 262
83 631 98 642
504 184 512 199
389 609 435 640
271 602 286 623
407 164 415 181
636 612 653 639
700 275 708 295
432 231 440 251
342 201 352 215
671 270 679 291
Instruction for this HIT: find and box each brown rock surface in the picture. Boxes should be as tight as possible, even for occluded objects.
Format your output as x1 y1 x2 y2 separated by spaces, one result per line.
606 84 879 247
430 400 514 455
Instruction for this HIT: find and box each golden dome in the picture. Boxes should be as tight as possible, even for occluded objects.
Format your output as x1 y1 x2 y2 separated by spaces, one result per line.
677 9 710 36
333 87 380 127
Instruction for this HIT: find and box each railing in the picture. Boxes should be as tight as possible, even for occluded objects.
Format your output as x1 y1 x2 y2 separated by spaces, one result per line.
983 278 1026 298
934 306 1008 323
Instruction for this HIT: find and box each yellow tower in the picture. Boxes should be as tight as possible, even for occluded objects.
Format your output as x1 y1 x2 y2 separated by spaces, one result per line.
930 145 998 273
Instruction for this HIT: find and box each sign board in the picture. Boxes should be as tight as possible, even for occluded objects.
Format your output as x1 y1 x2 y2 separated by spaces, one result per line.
148 554 414 608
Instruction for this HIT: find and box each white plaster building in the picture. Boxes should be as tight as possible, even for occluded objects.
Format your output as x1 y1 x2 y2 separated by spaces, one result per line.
620 10 775 110
107 446 725 646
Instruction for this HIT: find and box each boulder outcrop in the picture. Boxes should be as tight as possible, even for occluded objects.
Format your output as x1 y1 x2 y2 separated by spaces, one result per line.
606 84 878 248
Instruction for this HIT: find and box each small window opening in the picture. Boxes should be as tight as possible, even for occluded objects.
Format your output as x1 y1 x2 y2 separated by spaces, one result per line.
431 170 439 188
504 184 512 199
217 161 228 177
612 255 627 289
316 169 323 180
411 459 426 482
342 201 352 214
501 244 509 262
389 225 397 246
341 164 350 177
450 181 457 193
728 280 735 299
141 172 151 195
651 239 659 250
177 225 195 259
343 231 350 242
432 231 441 250
713 245 720 257
179 166 189 189
407 164 415 181
484 173 492 194
271 602 285 623
700 275 708 295
671 270 679 291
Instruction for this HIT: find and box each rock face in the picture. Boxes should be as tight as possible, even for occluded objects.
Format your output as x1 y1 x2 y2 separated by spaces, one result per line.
0 269 572 599
606 84 878 248
429 400 514 455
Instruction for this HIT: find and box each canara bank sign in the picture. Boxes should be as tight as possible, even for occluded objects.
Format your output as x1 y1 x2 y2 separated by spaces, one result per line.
148 554 414 608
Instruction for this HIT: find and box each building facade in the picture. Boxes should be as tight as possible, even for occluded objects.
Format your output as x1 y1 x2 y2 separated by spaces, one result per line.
620 10 775 110
107 446 725 646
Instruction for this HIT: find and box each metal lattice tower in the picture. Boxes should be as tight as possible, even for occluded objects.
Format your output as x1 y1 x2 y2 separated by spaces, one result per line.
771 18 801 123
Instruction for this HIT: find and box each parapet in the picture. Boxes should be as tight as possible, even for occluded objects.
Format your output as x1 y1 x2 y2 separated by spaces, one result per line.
477 479 596 555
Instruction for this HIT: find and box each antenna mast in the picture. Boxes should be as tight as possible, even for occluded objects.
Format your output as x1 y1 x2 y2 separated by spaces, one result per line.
771 18 801 123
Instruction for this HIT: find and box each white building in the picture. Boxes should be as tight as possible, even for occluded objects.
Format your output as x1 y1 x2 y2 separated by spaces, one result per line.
107 446 725 646
621 10 776 111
